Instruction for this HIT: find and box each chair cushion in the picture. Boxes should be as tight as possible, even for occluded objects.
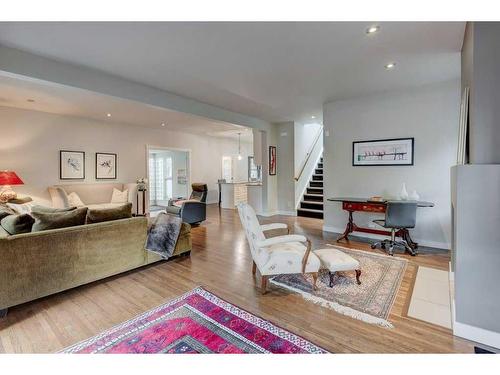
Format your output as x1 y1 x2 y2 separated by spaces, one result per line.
111 188 129 204
261 241 321 275
314 248 360 272
31 207 88 232
166 205 181 215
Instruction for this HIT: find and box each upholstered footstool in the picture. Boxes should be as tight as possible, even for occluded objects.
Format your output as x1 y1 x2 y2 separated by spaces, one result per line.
314 248 361 287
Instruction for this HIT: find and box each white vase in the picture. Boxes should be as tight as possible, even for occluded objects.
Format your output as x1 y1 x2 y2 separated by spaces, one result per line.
399 183 409 200
409 190 420 201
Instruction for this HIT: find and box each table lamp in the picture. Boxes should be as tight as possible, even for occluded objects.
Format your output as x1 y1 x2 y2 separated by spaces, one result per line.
0 171 24 203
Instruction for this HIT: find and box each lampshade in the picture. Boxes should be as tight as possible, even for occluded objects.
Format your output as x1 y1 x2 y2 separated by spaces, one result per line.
0 171 24 186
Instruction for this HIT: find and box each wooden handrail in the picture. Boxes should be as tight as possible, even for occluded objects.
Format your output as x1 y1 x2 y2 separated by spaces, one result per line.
294 127 323 181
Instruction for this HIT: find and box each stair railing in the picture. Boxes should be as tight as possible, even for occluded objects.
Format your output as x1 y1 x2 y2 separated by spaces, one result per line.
294 127 323 182
294 127 324 210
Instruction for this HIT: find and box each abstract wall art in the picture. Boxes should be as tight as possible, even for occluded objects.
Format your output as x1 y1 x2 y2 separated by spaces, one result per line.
96 152 117 179
60 150 85 180
352 138 414 166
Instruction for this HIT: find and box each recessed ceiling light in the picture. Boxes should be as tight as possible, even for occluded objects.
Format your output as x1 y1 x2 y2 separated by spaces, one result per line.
311 115 316 119
161 123 166 127
385 62 397 70
106 113 112 117
366 25 380 35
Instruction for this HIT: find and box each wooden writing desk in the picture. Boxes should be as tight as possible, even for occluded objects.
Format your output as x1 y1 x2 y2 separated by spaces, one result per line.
327 197 434 250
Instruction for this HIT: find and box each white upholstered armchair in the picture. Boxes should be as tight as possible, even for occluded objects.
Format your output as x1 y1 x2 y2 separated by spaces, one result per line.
237 203 321 294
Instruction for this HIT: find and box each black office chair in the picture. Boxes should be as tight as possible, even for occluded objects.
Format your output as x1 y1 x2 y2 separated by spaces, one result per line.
371 201 418 256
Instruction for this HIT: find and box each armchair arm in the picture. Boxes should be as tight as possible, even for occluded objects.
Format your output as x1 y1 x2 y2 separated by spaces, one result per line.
256 234 307 248
179 200 206 224
260 223 289 234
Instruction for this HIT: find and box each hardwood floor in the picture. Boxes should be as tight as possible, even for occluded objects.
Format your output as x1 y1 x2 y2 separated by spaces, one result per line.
0 205 474 353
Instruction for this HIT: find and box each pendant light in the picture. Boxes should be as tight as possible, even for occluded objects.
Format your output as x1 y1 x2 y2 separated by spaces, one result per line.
237 133 243 160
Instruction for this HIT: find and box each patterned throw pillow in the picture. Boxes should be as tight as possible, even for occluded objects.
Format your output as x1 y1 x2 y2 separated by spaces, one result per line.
67 192 85 207
110 188 129 204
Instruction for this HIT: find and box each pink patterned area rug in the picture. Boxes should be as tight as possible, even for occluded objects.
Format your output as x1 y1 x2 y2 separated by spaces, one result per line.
61 287 327 354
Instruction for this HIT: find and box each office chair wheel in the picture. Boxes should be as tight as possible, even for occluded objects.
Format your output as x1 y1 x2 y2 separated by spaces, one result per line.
381 243 386 250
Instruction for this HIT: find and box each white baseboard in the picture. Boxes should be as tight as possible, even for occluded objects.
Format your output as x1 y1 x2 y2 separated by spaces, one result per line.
322 225 450 250
454 321 500 349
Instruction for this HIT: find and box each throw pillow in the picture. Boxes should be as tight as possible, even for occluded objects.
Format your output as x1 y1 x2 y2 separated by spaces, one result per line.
110 188 129 204
0 204 15 221
31 207 88 232
31 205 77 213
86 202 132 224
6 201 37 215
67 192 85 207
1 214 35 235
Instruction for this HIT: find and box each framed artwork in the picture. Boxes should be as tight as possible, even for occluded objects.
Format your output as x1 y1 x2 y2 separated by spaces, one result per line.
60 150 85 180
96 152 117 179
269 146 277 175
352 138 414 166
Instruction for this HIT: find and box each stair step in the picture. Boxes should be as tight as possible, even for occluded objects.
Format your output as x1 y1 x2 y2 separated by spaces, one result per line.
297 208 324 219
307 187 323 194
312 174 323 181
317 163 323 169
315 168 323 174
310 181 323 187
304 193 323 202
300 201 324 210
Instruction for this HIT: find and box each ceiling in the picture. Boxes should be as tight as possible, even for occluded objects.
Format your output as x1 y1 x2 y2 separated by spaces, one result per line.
0 22 465 124
0 74 253 141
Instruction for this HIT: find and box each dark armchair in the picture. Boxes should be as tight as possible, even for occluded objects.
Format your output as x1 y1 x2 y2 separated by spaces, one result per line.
166 183 208 224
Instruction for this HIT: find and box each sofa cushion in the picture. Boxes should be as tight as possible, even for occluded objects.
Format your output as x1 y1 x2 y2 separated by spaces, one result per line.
48 186 70 208
86 203 132 224
31 207 88 232
67 192 85 207
6 201 37 215
0 203 15 221
1 213 35 235
111 188 129 204
31 205 77 213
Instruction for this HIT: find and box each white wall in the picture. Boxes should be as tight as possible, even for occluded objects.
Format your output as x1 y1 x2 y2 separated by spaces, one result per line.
276 122 295 213
323 80 460 249
0 106 252 206
294 122 323 176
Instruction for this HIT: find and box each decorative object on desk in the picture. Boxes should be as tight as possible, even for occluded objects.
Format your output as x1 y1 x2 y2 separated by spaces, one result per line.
95 152 117 179
399 182 409 200
352 138 414 166
0 171 24 203
60 150 85 180
269 145 277 175
409 189 420 200
271 246 407 328
61 287 327 353
457 87 470 165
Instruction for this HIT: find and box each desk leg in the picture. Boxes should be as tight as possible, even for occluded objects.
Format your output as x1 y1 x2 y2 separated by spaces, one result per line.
337 210 355 243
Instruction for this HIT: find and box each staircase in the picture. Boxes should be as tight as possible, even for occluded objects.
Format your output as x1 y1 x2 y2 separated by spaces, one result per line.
297 156 323 219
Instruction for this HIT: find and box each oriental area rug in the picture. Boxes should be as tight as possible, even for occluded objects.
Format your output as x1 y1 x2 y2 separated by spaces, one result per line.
61 287 327 354
270 246 407 328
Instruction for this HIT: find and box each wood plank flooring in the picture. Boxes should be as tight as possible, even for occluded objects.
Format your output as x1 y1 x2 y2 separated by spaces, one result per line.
0 205 474 353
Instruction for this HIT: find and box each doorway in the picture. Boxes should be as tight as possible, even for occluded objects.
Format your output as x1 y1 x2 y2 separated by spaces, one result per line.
147 146 190 212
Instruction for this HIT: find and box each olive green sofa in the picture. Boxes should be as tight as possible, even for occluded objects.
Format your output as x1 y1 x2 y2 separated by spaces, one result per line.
0 216 191 317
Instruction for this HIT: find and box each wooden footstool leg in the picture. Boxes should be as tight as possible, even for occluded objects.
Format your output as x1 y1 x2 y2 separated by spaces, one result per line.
355 269 362 285
329 271 335 287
